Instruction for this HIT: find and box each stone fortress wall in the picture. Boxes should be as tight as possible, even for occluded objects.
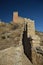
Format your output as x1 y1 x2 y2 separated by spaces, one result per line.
13 12 40 47
13 12 42 65
0 12 43 65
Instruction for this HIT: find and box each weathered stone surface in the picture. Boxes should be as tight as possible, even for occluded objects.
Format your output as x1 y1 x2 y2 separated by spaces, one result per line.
0 45 23 65
32 35 40 40
24 18 35 37
22 53 33 65
0 45 33 65
32 49 43 65
32 35 40 47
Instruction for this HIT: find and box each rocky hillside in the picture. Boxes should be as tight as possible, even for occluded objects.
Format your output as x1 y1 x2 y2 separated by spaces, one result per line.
0 21 24 50
35 31 43 46
0 21 43 65
0 21 33 65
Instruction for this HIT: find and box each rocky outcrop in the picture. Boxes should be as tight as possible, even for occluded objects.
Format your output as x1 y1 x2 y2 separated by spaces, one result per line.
0 22 33 65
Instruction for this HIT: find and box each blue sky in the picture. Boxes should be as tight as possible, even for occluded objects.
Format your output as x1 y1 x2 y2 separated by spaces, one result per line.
0 0 43 32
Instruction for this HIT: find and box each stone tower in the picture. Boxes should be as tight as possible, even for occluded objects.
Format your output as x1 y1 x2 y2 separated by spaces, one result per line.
13 12 18 23
13 12 24 24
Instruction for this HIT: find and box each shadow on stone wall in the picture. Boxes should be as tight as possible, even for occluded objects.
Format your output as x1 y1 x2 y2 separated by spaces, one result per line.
22 24 32 63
